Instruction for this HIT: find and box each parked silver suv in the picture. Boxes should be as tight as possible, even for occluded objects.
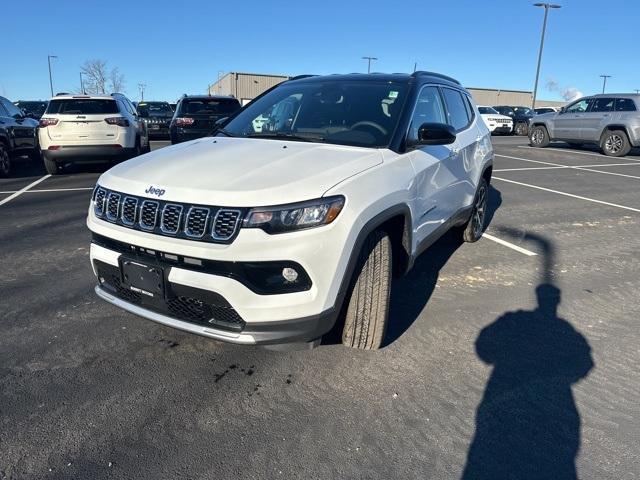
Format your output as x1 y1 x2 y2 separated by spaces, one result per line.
529 94 640 157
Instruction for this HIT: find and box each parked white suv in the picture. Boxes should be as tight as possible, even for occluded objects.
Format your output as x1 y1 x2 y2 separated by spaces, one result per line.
478 106 513 134
39 93 149 174
87 72 493 350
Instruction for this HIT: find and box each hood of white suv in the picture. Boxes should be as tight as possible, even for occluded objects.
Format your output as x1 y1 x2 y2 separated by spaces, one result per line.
99 137 382 206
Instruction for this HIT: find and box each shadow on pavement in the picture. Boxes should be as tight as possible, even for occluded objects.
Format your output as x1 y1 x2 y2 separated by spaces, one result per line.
461 230 594 480
383 184 502 347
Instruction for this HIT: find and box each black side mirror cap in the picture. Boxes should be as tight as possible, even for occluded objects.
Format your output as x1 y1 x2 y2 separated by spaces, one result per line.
214 117 229 127
413 122 457 146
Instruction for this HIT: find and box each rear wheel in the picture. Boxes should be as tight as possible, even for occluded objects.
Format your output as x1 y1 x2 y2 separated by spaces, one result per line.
460 178 489 243
529 125 550 148
342 230 392 350
601 130 631 157
0 144 11 177
43 155 60 175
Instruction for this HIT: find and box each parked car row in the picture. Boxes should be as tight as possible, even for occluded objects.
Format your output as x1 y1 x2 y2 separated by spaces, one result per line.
0 91 243 176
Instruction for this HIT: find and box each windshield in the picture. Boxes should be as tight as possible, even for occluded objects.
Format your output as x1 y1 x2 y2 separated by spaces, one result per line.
221 80 409 148
16 101 48 116
46 99 119 115
513 106 533 116
180 98 240 116
138 102 173 116
478 106 498 114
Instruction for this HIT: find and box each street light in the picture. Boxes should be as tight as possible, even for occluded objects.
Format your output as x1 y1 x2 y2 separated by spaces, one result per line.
79 72 85 94
599 75 611 94
47 55 58 97
362 56 378 74
531 3 561 109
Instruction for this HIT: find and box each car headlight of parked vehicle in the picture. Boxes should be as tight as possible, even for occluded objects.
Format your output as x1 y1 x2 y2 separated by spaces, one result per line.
244 196 345 234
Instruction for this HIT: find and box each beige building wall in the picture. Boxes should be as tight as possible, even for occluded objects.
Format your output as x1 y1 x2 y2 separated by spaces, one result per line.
208 73 290 105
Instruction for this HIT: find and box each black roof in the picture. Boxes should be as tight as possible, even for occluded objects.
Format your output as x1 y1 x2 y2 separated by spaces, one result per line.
180 95 238 100
288 71 462 89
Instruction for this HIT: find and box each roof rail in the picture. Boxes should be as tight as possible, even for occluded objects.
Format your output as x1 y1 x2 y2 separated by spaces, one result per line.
411 71 461 85
287 74 317 81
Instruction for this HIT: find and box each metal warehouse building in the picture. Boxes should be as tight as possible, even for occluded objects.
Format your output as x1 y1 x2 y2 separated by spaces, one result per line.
207 72 565 108
207 72 290 105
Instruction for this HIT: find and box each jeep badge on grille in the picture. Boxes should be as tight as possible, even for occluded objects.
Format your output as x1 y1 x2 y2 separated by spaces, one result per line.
145 186 166 197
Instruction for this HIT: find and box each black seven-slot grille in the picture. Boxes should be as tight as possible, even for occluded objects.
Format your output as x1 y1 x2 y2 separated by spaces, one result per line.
93 187 244 244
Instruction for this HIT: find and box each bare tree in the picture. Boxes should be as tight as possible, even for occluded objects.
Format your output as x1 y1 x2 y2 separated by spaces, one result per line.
81 59 108 94
109 67 126 93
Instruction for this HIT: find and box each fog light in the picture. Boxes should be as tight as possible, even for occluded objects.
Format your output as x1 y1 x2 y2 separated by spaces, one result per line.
282 267 299 283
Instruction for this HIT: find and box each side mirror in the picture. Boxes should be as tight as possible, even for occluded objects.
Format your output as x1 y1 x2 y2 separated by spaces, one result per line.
559 107 566 114
413 122 457 146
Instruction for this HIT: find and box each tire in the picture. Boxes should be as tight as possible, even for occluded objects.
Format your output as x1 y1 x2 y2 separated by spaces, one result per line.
0 144 11 177
601 130 631 157
342 230 392 350
43 155 60 175
461 178 489 243
529 125 550 148
515 122 528 136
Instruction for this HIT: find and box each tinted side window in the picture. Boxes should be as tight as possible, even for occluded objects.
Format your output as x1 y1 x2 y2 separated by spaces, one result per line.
590 98 614 112
566 99 590 113
463 95 476 122
408 86 446 140
442 88 470 131
615 98 637 112
0 99 8 116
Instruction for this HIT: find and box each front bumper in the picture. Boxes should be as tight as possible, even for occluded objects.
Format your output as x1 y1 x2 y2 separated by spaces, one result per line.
488 123 513 134
88 207 354 345
43 145 135 162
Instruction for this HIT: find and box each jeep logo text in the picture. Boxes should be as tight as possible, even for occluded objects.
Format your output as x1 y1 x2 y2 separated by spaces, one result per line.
145 186 166 197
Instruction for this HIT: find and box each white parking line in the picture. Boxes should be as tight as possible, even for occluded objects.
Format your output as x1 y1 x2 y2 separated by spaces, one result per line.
518 145 640 163
0 187 94 194
0 175 52 207
482 233 537 256
495 162 640 172
493 176 640 213
496 154 640 180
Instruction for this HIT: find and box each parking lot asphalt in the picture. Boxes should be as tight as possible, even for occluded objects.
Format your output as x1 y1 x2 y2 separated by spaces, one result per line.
1 137 639 479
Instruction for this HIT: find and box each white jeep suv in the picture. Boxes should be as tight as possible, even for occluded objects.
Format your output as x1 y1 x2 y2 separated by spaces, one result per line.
39 93 149 174
87 72 493 350
478 106 513 134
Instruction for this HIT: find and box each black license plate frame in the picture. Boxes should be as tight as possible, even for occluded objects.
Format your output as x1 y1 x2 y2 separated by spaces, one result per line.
119 257 165 299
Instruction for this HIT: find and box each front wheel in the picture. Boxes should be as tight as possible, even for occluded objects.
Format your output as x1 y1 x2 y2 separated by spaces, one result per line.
342 230 392 350
515 122 528 136
461 178 489 243
0 144 11 177
529 125 550 148
601 130 631 157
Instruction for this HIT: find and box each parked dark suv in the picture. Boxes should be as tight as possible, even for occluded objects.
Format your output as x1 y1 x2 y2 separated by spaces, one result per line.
493 105 534 136
137 101 174 139
0 96 40 176
170 95 241 144
14 100 49 120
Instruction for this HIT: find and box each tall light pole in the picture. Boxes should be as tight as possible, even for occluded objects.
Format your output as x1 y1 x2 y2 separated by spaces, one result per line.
635 89 640 94
47 55 58 97
362 56 378 74
600 75 611 94
531 3 561 109
79 72 85 94
138 83 146 101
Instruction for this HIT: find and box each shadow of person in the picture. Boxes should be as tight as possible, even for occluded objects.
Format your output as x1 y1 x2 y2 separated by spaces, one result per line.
462 284 594 480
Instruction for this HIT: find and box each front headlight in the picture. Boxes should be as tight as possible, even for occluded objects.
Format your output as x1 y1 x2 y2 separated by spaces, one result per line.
244 196 345 234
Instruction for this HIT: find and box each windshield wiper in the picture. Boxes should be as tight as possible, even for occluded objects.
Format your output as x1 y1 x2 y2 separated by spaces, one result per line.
211 128 236 137
246 132 325 143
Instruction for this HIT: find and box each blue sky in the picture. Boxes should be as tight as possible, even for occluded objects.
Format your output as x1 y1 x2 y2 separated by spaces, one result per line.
2 0 638 102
